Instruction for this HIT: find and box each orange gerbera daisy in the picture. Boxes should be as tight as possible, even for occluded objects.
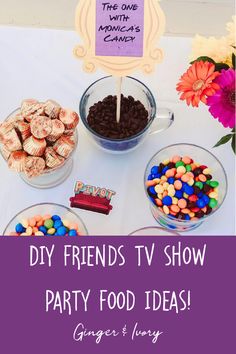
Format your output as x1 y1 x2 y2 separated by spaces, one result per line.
176 61 221 107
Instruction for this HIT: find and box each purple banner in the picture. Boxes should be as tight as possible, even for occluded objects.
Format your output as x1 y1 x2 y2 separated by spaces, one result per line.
0 237 235 354
96 0 144 57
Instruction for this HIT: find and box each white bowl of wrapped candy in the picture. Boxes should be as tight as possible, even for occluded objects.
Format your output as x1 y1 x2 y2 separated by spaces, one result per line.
0 99 79 188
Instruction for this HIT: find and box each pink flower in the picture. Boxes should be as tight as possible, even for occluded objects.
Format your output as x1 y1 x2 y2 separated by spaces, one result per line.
207 69 236 128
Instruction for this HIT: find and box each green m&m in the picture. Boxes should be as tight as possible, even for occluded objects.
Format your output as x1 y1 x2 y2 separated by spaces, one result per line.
186 165 192 172
195 181 203 190
175 161 185 168
209 181 219 188
44 219 54 229
209 198 218 209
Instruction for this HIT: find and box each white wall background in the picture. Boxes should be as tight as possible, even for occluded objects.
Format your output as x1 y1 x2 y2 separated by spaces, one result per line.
0 0 234 36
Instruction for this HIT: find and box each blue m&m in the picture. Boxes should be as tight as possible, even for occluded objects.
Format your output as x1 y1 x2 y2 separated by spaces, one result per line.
162 196 172 206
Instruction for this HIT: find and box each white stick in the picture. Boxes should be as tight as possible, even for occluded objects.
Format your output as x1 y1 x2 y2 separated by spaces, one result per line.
116 76 122 124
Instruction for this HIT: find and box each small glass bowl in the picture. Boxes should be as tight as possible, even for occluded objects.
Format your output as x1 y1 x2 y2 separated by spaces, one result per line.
3 202 88 236
0 108 78 189
129 227 180 236
79 76 173 153
144 143 228 232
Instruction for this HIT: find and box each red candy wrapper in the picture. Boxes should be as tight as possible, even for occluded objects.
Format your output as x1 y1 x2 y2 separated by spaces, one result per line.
70 181 116 215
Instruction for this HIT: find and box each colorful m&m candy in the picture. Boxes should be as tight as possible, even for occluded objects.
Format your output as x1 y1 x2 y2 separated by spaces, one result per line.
12 213 81 236
146 156 220 221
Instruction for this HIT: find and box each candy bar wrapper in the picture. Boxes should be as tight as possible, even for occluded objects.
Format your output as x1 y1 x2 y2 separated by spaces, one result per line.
21 99 45 122
0 121 15 139
8 151 28 172
47 119 65 142
30 116 52 139
15 121 31 141
0 144 11 160
3 129 22 152
45 147 65 169
53 135 75 158
44 100 61 119
23 136 46 157
23 156 46 178
59 109 79 130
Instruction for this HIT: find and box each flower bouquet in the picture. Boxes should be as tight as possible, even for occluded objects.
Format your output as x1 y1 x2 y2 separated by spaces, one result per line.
177 17 236 154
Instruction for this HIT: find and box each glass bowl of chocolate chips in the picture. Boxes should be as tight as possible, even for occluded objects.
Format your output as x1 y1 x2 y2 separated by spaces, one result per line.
79 76 174 153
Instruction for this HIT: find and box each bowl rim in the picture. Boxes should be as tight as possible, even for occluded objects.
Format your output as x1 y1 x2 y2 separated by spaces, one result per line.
144 143 228 224
129 226 180 236
79 75 157 142
3 202 89 235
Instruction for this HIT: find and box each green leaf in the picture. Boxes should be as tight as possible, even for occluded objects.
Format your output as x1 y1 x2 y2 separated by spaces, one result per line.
215 63 230 72
232 135 236 154
214 134 233 147
232 126 235 133
190 56 215 65
232 53 236 70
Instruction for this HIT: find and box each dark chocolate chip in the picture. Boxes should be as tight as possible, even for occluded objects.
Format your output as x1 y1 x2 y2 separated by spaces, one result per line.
158 163 165 173
188 201 196 209
87 95 149 139
193 168 202 176
196 210 205 218
178 213 186 220
205 206 213 215
193 186 201 195
203 184 212 193
167 162 175 169
205 174 212 180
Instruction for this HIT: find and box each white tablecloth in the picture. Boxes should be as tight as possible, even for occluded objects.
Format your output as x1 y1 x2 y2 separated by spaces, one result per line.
0 26 235 235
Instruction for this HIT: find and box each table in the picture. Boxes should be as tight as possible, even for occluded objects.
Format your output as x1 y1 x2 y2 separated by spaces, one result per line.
0 26 235 235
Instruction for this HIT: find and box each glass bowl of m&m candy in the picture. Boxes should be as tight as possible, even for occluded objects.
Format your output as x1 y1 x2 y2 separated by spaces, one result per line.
144 144 227 232
3 203 88 236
